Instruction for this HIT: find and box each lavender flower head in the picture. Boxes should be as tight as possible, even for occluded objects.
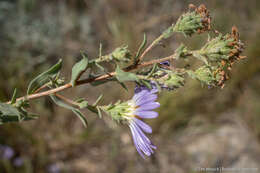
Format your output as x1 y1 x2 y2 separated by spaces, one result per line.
103 85 160 158
129 86 159 158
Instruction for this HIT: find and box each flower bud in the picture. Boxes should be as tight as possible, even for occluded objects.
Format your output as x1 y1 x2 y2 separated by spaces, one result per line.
152 70 185 90
110 46 131 63
188 66 227 88
194 27 245 66
163 72 185 89
102 101 132 123
169 4 211 37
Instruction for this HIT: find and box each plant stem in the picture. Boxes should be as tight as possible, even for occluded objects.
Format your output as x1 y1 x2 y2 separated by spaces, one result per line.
139 34 164 61
55 93 79 108
7 53 185 104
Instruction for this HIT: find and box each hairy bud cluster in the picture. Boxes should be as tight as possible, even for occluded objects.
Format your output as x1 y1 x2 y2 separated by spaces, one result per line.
110 46 132 63
194 27 245 64
95 46 132 64
187 66 221 87
145 67 185 91
172 4 211 36
191 27 246 88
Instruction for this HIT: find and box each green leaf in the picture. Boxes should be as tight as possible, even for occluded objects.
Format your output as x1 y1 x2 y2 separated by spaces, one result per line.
0 115 20 123
118 81 128 91
95 62 105 72
50 95 88 127
140 80 152 89
71 109 88 127
86 105 98 114
0 103 21 119
115 65 139 83
27 59 62 94
22 113 39 121
97 106 102 118
11 88 17 104
93 94 103 107
70 54 89 87
135 33 147 62
0 103 22 123
147 64 157 78
78 101 89 109
153 81 162 92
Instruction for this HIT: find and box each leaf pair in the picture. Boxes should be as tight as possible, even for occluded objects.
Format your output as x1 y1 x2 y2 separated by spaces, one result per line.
50 95 88 127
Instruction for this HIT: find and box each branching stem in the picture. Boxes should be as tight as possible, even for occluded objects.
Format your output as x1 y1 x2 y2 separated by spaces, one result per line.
7 51 189 104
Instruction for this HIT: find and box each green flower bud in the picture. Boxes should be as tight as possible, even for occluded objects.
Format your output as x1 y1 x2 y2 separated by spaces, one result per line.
187 66 226 88
167 4 211 37
152 70 185 90
193 27 245 64
175 44 189 59
163 72 185 89
95 46 132 65
110 46 131 63
194 66 216 85
101 101 133 123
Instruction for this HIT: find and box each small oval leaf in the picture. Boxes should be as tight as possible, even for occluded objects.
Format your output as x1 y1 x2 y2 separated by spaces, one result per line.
115 65 139 83
70 55 89 87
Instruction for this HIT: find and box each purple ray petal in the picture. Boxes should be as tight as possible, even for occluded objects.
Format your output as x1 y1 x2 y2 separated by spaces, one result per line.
131 123 153 155
135 94 157 106
133 118 152 134
135 111 158 119
130 125 145 159
132 122 155 154
134 91 152 104
150 88 158 94
132 122 153 146
133 90 148 103
136 102 160 111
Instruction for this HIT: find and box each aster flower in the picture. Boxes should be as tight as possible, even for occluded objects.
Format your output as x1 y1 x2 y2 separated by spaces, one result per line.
103 86 160 158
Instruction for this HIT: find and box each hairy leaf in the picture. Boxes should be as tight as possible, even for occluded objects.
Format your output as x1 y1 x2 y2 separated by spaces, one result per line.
70 54 89 87
135 33 147 61
115 65 139 83
11 88 17 104
97 106 102 118
0 103 21 118
27 59 62 94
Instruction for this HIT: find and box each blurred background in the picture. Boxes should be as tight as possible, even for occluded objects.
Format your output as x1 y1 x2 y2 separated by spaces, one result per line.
0 0 260 172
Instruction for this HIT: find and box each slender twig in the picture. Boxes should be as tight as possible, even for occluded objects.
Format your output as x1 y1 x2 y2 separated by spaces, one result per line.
34 83 49 93
138 34 164 61
7 53 185 104
55 93 79 108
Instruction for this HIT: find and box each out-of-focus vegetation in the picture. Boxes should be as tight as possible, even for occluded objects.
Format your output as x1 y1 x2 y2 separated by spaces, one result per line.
0 0 260 172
